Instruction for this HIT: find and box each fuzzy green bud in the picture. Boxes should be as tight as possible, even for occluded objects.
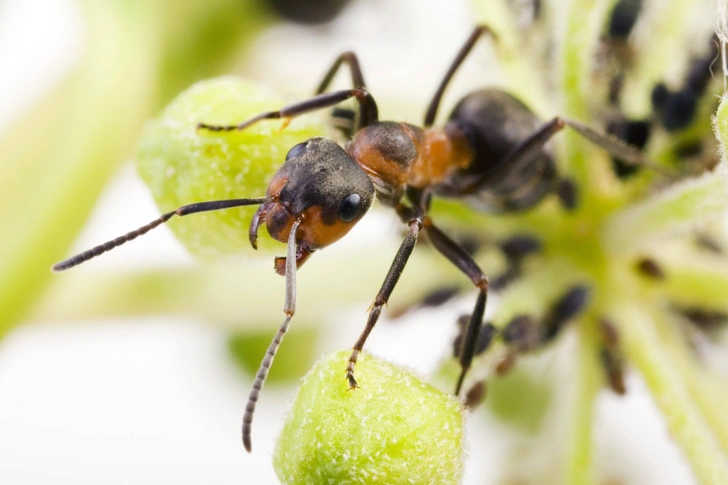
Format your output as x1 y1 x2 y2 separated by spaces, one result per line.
274 350 465 485
134 76 330 258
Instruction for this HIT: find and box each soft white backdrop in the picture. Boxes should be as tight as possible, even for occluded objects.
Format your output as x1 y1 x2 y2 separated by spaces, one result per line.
0 0 701 483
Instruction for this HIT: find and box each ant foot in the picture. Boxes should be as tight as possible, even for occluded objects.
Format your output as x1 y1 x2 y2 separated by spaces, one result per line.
346 351 359 389
346 371 360 389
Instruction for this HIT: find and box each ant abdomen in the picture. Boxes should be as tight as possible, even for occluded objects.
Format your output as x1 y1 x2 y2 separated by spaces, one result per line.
436 89 557 212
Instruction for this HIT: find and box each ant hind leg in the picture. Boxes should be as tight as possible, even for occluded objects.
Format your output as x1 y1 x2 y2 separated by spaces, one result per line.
422 219 489 396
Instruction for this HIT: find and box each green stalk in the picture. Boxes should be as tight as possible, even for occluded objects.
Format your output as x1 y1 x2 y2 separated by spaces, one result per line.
564 318 601 485
151 0 270 105
602 171 728 254
558 0 618 190
660 255 728 312
620 0 701 117
613 300 728 485
652 307 728 456
0 1 162 338
0 0 271 339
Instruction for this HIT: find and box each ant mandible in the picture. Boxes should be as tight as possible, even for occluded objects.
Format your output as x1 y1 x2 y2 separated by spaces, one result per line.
53 26 654 452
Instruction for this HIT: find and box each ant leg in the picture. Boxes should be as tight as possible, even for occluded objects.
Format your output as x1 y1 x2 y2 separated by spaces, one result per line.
242 218 302 453
315 52 366 93
314 51 378 129
51 197 272 271
197 88 379 132
560 117 672 174
497 117 671 177
422 218 489 396
346 206 425 388
424 25 496 127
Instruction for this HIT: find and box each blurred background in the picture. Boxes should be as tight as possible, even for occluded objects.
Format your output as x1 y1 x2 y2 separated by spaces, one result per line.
0 0 723 483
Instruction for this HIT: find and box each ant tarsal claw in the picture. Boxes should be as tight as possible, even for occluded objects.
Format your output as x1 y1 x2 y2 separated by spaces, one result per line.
347 376 360 390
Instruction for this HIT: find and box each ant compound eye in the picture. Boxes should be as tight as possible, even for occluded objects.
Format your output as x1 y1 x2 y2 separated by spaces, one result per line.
286 142 308 160
338 194 361 222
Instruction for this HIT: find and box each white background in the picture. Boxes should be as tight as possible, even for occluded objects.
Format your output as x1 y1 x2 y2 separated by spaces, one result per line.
0 0 707 483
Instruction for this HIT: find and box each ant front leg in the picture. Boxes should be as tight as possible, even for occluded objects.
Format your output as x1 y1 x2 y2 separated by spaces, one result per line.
422 219 489 396
346 206 425 388
197 88 379 132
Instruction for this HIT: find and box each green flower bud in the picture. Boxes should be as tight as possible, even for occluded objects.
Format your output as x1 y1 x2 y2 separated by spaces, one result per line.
274 350 464 485
134 76 330 258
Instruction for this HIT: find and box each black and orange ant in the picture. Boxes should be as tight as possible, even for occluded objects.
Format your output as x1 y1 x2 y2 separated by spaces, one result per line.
53 25 656 452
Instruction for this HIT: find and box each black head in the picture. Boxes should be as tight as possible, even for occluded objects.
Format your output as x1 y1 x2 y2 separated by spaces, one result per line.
259 137 375 251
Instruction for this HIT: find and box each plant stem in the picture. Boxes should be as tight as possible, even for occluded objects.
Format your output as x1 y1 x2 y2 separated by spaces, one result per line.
613 300 728 485
603 171 728 254
0 0 271 339
558 0 618 190
659 254 728 312
621 0 700 117
652 307 728 456
0 1 162 338
564 318 601 485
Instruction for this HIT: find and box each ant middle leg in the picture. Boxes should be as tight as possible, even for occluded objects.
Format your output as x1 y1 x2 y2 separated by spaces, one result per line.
424 24 496 127
345 206 425 388
314 51 378 129
315 52 366 93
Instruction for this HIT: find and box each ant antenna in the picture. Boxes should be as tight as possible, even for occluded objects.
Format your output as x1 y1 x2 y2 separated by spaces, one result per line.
51 197 272 272
242 217 301 453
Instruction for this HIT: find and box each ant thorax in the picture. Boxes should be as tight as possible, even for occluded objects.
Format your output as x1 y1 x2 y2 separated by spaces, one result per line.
346 121 473 204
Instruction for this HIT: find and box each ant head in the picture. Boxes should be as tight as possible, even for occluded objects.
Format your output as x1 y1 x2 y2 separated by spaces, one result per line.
259 137 375 253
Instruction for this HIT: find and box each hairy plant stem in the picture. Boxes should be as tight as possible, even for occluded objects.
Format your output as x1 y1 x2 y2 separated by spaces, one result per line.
652 307 728 456
564 318 601 485
604 171 728 254
612 298 728 485
558 0 618 193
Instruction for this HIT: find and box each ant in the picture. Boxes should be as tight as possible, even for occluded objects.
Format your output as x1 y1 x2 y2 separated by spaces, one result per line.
53 25 656 452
